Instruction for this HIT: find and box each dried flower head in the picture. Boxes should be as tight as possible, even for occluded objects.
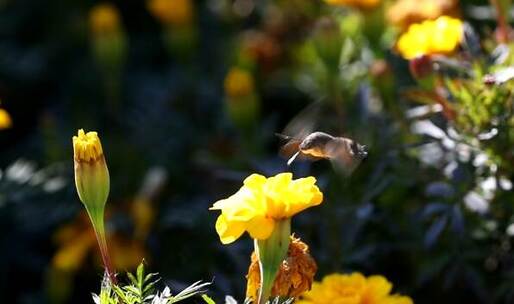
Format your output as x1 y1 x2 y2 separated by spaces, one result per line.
387 0 459 30
246 236 317 301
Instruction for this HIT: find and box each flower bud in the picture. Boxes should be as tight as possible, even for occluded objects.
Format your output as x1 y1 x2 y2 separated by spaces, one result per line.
72 129 116 283
73 129 110 218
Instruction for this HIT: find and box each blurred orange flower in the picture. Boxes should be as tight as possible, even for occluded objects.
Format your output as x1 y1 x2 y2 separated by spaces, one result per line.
109 235 147 271
52 210 147 273
0 108 12 129
239 31 281 72
387 0 459 29
89 4 122 36
52 213 96 272
147 0 194 26
324 0 380 10
224 67 255 99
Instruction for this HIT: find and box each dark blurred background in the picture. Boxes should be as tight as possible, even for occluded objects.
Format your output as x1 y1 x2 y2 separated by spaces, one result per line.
1 0 514 303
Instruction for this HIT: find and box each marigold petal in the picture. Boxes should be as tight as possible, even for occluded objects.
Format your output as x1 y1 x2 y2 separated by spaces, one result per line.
243 173 267 187
298 272 413 304
246 216 275 240
383 295 414 304
215 214 246 244
362 275 393 303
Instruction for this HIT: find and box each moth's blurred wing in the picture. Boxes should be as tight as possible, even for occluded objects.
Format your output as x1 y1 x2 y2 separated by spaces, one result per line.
276 133 301 158
326 139 363 176
330 154 363 176
282 101 323 140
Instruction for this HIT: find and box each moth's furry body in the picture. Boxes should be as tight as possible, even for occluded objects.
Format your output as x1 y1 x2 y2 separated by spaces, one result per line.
278 131 368 175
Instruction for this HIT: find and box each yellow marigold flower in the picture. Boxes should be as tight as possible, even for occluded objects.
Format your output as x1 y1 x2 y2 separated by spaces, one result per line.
210 173 323 244
387 0 459 29
246 236 317 301
89 3 121 36
224 67 255 99
324 0 380 10
396 16 463 60
0 108 12 129
297 273 413 304
147 0 194 26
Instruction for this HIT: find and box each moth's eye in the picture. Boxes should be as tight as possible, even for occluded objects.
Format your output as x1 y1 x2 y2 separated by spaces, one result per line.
350 142 359 153
299 139 312 150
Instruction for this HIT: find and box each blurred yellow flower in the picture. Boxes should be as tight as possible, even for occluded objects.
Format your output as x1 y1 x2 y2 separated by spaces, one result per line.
324 0 380 9
223 67 260 130
210 173 323 244
52 213 97 272
0 108 12 129
224 67 255 99
246 236 317 301
131 197 155 240
396 16 463 59
89 3 122 36
109 235 147 270
387 0 459 30
52 211 147 273
147 0 193 26
297 273 413 304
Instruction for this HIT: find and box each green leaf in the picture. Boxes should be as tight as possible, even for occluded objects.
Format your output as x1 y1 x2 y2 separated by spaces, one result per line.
127 272 138 286
201 294 216 304
143 281 158 294
124 285 141 297
137 263 145 289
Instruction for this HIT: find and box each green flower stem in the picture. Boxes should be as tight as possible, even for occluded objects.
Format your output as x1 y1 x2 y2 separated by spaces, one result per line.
89 210 117 285
255 219 291 304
